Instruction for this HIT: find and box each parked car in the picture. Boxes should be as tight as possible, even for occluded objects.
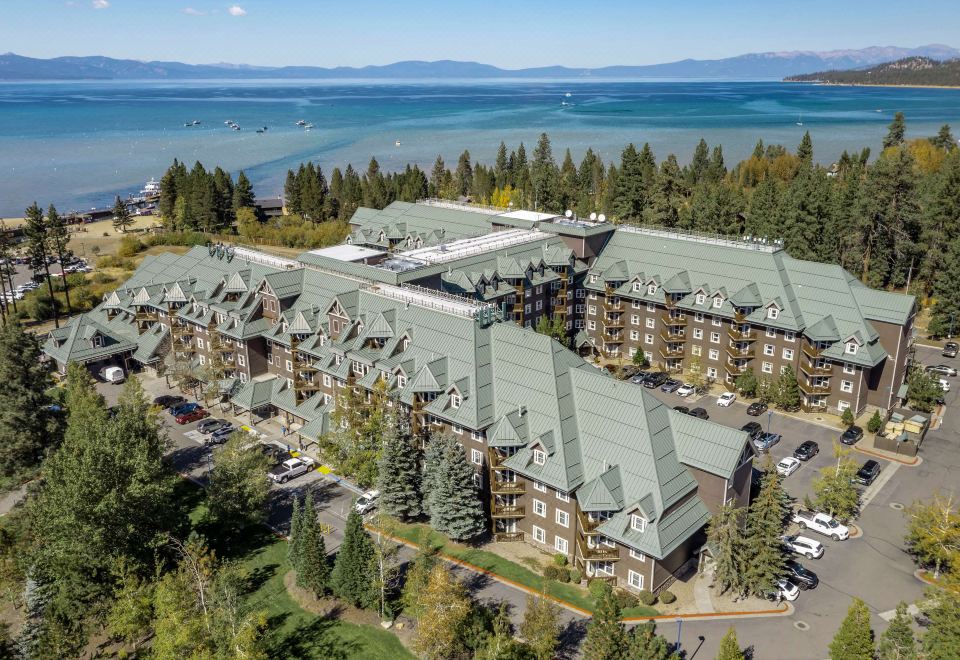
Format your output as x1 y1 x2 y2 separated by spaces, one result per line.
676 383 696 397
855 460 882 486
643 372 669 388
660 379 683 393
630 372 650 385
784 561 819 590
176 408 209 424
764 579 800 602
673 406 690 415
99 366 125 384
776 457 801 477
355 490 381 515
793 440 820 461
154 394 186 409
268 457 315 484
926 364 957 377
207 425 235 445
717 392 737 407
746 401 768 416
257 443 291 466
840 426 863 446
741 421 763 440
169 402 199 417
753 432 782 452
688 407 709 420
792 510 850 541
938 378 951 393
619 365 642 380
198 418 227 434
782 534 825 559
943 342 959 358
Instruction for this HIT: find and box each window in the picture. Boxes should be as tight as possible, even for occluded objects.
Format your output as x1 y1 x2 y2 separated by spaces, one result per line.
628 347 637 357
845 342 858 355
588 305 596 316
783 348 794 361
576 290 586 299
631 515 646 532
710 332 720 343
628 570 644 590
238 354 245 366
589 274 598 283
323 374 332 387
631 314 640 325
785 331 796 342
536 285 543 295
712 316 722 327
645 351 654 362
766 327 777 338
450 393 462 409
648 284 657 295
471 449 483 465
533 449 546 465
525 288 533 297
709 349 719 361
841 380 853 393
764 344 775 356
630 330 640 340
239 372 248 383
843 363 855 375
632 300 642 309
524 304 531 315
633 282 642 292
588 320 596 330
707 367 718 378
768 307 779 320
838 400 851 412
532 526 545 543
536 300 543 311
762 361 773 374
713 296 723 308
397 374 407 388
556 510 569 528
533 481 547 492
453 424 463 435
471 429 484 441
645 317 655 328
629 549 646 562
575 320 584 329
555 536 569 554
692 328 703 339
533 500 546 517
588 292 596 300
576 304 585 314
692 345 702 356
647 303 656 313
556 491 569 503
197 337 204 349
695 312 704 323
696 293 706 305
644 334 654 345
199 355 206 366
285 360 293 371
594 561 615 576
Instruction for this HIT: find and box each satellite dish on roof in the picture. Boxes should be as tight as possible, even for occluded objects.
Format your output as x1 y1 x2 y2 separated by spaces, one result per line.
598 214 606 223
565 209 573 218
589 212 597 221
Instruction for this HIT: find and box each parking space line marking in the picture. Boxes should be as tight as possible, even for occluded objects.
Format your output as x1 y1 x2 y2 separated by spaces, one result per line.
860 462 900 510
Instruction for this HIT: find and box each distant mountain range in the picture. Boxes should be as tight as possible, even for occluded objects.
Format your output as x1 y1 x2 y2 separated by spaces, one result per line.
785 56 960 87
3 45 960 80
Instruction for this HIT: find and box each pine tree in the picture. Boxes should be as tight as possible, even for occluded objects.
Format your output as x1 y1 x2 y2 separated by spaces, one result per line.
746 177 782 239
742 459 788 596
520 593 562 660
828 598 874 660
330 509 376 608
454 150 473 197
23 201 59 328
715 627 744 660
582 587 626 660
707 503 746 596
877 602 917 660
425 435 486 542
297 492 331 597
284 169 301 215
531 133 559 212
233 170 256 210
775 369 801 411
645 155 687 227
931 124 956 151
687 138 711 185
494 142 509 189
883 112 907 149
0 321 56 476
797 131 814 163
626 620 677 659
46 205 73 314
112 195 133 233
922 580 960 660
288 495 303 569
613 143 647 222
376 409 422 521
928 237 960 338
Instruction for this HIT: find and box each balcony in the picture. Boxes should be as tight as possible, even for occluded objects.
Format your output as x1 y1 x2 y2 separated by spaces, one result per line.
725 345 755 359
800 360 833 376
577 534 620 560
660 312 688 327
491 504 525 518
801 401 829 413
494 531 524 542
488 449 508 469
605 315 624 329
577 508 605 533
734 311 747 323
659 345 685 359
797 379 831 395
604 300 624 312
802 342 825 359
728 327 756 341
726 362 747 376
135 310 158 322
659 329 687 343
491 480 525 495
295 378 320 391
603 332 624 343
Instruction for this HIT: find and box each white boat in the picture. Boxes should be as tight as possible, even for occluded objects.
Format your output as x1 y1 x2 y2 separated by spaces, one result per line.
296 120 307 126
395 140 401 146
796 113 803 126
565 92 572 98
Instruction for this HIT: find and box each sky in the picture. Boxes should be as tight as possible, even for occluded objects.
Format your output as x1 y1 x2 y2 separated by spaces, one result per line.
4 0 960 68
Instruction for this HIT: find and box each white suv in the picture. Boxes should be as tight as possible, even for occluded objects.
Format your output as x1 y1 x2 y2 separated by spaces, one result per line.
717 392 736 407
355 490 380 515
782 535 824 559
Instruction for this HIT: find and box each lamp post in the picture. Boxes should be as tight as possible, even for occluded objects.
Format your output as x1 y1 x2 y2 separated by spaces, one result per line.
675 619 682 654
767 409 773 434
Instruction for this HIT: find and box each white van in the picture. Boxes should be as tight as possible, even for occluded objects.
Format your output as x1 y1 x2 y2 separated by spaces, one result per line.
99 366 125 384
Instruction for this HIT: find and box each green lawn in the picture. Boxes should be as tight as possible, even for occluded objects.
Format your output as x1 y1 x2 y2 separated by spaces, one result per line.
384 520 658 618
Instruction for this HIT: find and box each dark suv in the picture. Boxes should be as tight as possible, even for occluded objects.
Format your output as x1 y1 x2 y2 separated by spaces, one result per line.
793 440 819 461
840 426 863 446
741 421 763 441
855 460 881 486
746 401 768 416
643 372 669 388
785 561 819 590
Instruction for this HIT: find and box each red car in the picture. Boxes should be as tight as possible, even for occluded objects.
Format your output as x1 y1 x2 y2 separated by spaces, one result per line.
176 408 209 424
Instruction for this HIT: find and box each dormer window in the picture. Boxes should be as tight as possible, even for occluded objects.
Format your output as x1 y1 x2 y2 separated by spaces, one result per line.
767 307 779 320
396 374 407 388
590 274 598 283
533 449 546 465
696 293 706 305
281 322 288 333
845 342 858 355
631 515 646 532
91 335 103 348
713 296 723 309
450 393 462 409
648 284 657 295
633 282 641 292
402 338 410 350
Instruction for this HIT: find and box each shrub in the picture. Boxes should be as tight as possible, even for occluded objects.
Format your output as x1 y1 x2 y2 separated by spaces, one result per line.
117 235 144 258
552 553 568 567
659 590 676 604
841 408 855 427
866 409 884 434
589 579 612 600
542 565 563 581
92 272 114 285
569 568 582 584
555 568 570 583
638 589 657 606
614 590 639 609
90 245 101 255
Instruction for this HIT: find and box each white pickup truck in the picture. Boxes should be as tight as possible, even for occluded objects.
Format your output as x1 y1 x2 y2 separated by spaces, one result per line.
268 457 315 484
792 510 849 541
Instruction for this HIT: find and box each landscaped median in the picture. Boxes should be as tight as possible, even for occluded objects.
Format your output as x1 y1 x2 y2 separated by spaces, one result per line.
370 518 660 618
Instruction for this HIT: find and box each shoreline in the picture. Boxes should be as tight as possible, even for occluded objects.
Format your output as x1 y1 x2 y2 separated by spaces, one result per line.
785 80 960 90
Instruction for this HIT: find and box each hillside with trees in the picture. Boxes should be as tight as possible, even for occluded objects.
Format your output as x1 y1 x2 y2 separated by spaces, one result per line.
785 56 960 87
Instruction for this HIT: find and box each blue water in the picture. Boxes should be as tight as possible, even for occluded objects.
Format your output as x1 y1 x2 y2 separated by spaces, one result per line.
1 79 959 216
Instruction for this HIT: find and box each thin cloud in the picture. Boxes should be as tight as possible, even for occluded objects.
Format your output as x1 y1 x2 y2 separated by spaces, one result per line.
227 5 246 16
92 0 109 8
183 7 206 15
